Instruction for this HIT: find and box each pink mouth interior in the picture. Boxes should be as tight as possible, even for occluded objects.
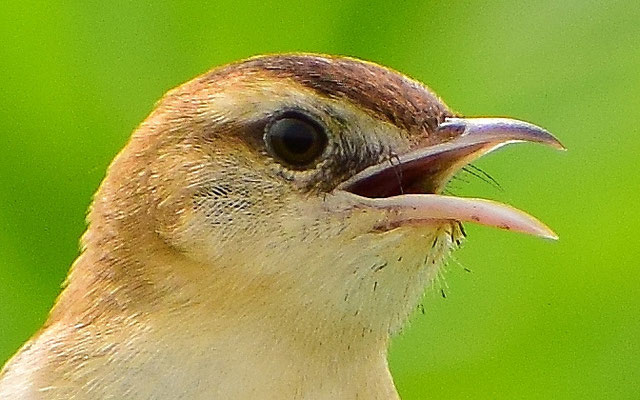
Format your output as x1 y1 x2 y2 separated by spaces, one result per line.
342 143 488 198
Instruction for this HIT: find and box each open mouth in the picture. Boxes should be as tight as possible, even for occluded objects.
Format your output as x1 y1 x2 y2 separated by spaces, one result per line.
334 117 565 239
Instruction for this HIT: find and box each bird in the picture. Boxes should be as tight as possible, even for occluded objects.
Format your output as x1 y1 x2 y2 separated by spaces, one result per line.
0 54 563 399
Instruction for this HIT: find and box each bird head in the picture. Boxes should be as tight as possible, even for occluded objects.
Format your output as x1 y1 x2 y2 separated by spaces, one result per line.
67 54 562 349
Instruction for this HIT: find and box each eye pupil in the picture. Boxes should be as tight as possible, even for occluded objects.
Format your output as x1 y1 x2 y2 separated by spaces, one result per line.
277 119 315 154
265 113 327 168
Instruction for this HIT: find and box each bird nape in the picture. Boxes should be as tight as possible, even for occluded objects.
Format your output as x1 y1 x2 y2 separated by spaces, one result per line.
0 54 563 399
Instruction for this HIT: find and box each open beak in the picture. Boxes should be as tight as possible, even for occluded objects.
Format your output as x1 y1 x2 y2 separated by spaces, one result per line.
334 117 565 239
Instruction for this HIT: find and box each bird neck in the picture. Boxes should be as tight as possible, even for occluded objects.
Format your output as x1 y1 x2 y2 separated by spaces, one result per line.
45 221 401 399
143 308 400 399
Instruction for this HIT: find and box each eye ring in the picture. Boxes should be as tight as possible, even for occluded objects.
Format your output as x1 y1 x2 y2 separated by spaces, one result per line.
264 110 328 169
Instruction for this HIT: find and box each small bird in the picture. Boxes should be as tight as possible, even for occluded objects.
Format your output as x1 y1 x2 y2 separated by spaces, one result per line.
0 54 562 399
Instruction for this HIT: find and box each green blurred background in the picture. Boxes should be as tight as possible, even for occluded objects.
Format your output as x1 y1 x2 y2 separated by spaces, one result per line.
1 1 638 398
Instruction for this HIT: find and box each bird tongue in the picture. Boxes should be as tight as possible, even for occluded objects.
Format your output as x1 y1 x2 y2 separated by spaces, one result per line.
335 192 558 239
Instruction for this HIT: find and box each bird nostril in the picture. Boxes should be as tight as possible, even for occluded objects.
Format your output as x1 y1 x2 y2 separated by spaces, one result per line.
435 120 466 141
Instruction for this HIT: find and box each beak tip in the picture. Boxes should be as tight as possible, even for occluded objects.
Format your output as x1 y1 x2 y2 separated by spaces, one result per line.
545 232 560 240
536 225 559 240
545 134 566 151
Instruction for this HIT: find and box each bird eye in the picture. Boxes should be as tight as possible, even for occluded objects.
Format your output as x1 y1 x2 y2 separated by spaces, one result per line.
265 112 328 169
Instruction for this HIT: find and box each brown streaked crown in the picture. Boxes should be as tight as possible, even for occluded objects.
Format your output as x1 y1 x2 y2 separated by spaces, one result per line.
201 54 454 138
